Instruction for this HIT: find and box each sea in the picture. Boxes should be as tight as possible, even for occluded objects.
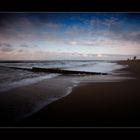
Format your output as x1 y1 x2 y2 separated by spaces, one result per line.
0 60 128 92
0 60 131 122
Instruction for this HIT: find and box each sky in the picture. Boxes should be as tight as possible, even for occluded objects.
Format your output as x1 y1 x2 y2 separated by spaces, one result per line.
0 12 140 60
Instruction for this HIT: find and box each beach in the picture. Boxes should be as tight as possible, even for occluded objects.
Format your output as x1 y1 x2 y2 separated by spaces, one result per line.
1 12 140 128
15 60 140 127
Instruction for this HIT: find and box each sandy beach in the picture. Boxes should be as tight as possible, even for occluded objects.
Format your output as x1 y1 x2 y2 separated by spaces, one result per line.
15 60 140 127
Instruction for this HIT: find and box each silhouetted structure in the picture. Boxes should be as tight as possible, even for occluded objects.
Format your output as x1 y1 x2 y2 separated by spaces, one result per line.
0 65 107 75
133 56 137 60
32 67 108 75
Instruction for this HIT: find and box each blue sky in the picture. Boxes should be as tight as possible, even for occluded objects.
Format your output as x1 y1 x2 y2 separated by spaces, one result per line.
0 13 140 60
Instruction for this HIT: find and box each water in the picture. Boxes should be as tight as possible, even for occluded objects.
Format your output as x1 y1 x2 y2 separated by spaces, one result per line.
0 60 127 92
0 60 130 123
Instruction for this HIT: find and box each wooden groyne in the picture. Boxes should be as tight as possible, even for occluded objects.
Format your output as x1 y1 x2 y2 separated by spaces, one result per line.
0 65 108 75
31 67 108 75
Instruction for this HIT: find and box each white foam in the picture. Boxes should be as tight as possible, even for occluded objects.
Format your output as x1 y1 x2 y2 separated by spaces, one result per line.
14 84 77 122
0 74 60 93
64 62 128 73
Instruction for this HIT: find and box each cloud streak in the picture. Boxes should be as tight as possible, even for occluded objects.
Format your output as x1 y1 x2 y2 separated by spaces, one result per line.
0 42 14 52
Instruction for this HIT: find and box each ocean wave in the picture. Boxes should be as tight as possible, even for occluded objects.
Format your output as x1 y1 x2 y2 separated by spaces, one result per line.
0 74 60 93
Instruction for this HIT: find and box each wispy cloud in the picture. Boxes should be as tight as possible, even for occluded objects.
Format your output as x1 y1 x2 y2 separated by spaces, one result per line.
0 42 14 52
0 47 13 52
0 42 12 47
20 43 29 48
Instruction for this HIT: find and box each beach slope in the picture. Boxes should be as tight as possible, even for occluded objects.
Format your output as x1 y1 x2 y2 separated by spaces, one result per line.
18 60 140 127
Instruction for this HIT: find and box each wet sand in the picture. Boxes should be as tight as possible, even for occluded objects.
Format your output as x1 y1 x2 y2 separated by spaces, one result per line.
0 75 77 126
18 60 140 127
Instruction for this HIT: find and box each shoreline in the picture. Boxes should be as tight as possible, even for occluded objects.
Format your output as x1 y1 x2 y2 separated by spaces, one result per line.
0 75 79 125
17 60 140 127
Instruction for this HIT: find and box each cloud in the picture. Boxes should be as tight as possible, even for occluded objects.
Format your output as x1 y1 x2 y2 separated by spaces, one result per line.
63 17 129 43
0 13 140 59
69 41 79 45
0 14 139 45
45 22 62 29
0 42 12 47
0 42 14 52
121 31 140 42
3 43 11 47
9 17 62 32
0 15 63 43
68 38 121 47
0 47 13 52
20 43 29 48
